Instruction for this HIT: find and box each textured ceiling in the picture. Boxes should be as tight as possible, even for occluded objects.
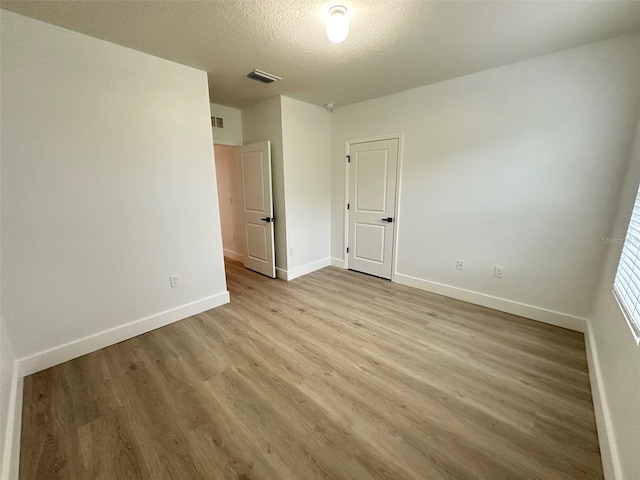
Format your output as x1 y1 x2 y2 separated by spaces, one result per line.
2 1 640 109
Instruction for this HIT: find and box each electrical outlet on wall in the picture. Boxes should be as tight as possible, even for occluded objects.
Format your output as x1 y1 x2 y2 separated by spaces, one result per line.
170 274 180 288
290 247 295 256
456 260 464 270
494 266 505 279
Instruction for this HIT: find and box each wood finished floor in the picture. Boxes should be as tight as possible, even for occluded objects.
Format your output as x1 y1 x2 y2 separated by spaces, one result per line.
20 259 603 480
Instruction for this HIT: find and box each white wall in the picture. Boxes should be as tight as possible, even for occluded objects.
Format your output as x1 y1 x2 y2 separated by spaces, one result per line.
1 11 228 366
0 316 19 480
331 33 640 324
214 145 245 261
281 97 331 276
210 102 243 146
242 97 288 272
589 114 640 480
241 96 332 279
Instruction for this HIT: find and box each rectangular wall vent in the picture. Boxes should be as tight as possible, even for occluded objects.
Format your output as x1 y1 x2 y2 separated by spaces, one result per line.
211 116 224 128
246 69 282 84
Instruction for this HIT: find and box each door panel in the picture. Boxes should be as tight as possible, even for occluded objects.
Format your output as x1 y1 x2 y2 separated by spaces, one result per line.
246 223 268 261
354 223 385 263
348 138 399 279
240 141 276 278
355 151 388 212
242 152 266 211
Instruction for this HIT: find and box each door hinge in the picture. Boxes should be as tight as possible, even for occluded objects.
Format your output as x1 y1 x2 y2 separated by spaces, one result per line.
346 155 351 163
347 203 350 210
346 247 349 253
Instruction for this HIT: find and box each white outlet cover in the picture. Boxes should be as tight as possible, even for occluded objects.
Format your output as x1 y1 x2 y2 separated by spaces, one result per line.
170 274 180 287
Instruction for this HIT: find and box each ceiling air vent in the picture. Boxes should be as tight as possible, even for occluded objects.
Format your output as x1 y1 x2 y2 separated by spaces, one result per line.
246 69 282 84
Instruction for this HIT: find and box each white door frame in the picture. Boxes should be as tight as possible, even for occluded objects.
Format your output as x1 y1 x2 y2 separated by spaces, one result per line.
343 133 404 280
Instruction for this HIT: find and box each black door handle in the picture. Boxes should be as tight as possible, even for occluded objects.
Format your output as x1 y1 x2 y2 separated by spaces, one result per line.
261 217 274 223
381 217 393 223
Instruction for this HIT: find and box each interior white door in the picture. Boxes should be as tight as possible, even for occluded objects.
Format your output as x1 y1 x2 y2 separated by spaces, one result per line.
348 138 399 279
240 141 276 278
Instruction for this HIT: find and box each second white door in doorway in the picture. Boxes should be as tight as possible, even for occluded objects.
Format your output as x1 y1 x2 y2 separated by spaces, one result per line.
347 138 399 279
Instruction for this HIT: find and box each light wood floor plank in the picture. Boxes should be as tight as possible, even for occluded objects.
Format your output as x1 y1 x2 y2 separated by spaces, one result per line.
19 259 603 479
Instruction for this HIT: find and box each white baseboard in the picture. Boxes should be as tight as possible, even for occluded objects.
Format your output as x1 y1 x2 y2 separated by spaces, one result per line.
285 258 331 281
584 322 621 480
223 249 244 263
393 272 587 332
19 291 230 376
276 267 288 280
275 258 331 282
2 362 23 480
330 257 346 268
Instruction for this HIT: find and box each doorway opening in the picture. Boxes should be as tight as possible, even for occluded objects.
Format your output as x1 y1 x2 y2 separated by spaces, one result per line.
214 144 244 263
214 142 277 278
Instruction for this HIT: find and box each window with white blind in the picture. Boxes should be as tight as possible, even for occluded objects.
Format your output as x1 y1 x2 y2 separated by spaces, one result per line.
613 184 640 345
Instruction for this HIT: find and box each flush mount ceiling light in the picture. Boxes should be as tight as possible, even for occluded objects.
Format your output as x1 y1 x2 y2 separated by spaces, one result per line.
326 5 349 44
